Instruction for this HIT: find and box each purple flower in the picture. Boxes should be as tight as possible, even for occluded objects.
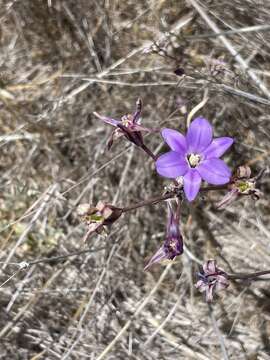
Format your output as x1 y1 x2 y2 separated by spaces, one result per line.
93 98 154 149
195 260 229 302
155 117 234 201
144 202 183 270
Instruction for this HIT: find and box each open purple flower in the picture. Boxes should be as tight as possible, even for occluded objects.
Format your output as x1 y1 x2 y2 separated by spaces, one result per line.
93 98 154 149
156 117 234 201
195 260 229 302
144 201 183 270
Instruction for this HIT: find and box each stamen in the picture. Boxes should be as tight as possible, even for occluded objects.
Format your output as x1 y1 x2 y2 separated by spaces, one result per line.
187 153 201 167
121 114 133 127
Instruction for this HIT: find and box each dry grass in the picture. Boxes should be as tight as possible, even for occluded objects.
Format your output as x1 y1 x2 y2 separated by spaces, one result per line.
0 0 270 359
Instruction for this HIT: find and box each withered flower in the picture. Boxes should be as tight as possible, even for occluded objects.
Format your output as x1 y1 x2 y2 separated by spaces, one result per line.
77 201 123 241
93 98 156 149
144 201 183 270
195 260 229 302
217 165 263 209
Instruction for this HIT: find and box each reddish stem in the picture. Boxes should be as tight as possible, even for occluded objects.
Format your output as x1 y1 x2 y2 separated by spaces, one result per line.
122 192 175 213
140 144 157 161
122 184 230 213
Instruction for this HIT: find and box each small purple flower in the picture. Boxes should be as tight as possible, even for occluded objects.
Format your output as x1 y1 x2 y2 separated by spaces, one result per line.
155 117 234 201
195 260 229 302
144 201 183 270
93 98 154 149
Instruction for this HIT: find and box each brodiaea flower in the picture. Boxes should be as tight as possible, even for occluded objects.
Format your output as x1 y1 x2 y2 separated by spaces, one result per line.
93 98 154 149
144 201 183 270
195 260 229 302
156 117 233 201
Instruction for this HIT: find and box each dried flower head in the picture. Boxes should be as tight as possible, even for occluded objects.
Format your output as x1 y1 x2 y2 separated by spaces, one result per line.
195 260 229 302
144 201 183 270
217 165 263 209
78 201 123 240
156 117 233 201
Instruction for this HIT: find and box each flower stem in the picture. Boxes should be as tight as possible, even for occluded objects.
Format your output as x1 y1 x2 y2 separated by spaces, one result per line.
122 184 230 213
200 184 228 192
228 270 270 280
140 144 157 160
122 192 175 213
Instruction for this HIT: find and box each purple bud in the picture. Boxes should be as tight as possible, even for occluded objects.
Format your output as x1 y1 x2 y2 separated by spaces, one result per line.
144 201 183 270
195 260 229 302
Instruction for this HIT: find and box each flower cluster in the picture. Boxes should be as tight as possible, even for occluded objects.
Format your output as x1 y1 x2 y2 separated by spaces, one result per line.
86 98 265 303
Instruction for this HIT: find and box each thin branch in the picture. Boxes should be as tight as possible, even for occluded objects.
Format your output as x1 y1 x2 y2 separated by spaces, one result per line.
95 263 172 360
122 192 176 212
2 184 58 271
208 304 229 360
186 24 270 40
188 0 270 98
122 184 228 213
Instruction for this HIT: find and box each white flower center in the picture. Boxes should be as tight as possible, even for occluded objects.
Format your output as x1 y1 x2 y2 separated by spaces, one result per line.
187 153 201 168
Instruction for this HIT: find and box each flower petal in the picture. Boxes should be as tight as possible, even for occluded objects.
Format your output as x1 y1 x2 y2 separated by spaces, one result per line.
93 112 120 126
183 169 202 201
197 159 231 185
161 128 187 154
156 151 188 178
215 275 229 291
203 260 217 275
195 280 208 292
205 284 215 302
203 137 234 159
144 246 166 271
186 117 213 153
